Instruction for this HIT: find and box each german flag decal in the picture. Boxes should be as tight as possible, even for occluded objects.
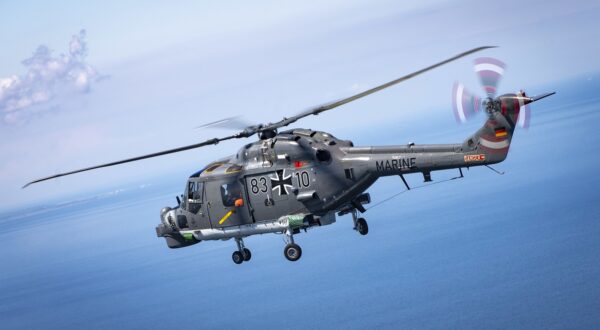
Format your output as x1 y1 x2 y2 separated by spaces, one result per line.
495 127 508 137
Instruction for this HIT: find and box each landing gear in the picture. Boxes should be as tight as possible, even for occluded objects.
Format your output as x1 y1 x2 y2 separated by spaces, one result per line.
356 218 368 235
283 229 302 262
232 237 251 264
351 209 369 235
232 251 244 264
243 248 252 261
284 243 302 262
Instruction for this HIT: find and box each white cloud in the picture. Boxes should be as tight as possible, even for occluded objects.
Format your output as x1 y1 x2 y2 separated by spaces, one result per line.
0 30 101 124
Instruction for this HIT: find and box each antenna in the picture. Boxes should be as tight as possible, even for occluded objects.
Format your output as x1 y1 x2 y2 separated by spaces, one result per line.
485 165 505 175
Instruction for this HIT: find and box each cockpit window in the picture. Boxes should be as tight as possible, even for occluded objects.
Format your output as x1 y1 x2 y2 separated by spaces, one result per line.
221 182 242 207
186 181 204 214
187 181 204 203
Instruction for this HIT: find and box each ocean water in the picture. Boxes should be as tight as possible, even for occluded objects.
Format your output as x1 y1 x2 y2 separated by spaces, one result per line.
1 74 599 329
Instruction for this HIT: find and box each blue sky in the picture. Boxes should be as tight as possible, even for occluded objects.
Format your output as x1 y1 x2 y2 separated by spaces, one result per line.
1 0 599 210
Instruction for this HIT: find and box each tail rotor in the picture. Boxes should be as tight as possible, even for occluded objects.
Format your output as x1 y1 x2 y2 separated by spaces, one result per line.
452 82 481 123
516 91 531 129
451 57 549 130
474 57 505 98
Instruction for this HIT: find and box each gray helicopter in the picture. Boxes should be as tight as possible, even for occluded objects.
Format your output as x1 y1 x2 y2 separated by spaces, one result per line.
24 46 554 264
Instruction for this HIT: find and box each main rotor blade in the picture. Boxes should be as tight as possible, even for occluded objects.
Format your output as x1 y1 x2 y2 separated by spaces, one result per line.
261 46 496 131
195 116 254 130
23 135 239 188
24 46 496 188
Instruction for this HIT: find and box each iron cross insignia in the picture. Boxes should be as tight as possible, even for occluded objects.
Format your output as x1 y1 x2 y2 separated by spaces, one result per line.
270 169 293 196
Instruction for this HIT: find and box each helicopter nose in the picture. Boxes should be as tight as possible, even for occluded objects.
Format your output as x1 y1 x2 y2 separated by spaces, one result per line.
160 207 175 228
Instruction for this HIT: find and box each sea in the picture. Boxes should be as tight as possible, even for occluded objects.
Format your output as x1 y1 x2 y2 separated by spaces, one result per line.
1 73 599 329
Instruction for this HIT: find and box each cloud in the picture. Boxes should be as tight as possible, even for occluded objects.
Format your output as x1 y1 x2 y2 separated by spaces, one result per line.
0 29 101 124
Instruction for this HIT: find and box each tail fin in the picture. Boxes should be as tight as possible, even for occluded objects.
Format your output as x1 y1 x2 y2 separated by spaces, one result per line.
463 93 523 164
463 91 555 164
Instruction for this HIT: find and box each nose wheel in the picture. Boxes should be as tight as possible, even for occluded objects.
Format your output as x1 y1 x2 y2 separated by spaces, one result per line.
232 237 252 265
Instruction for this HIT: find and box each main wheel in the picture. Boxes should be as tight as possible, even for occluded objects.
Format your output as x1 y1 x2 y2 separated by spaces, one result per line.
284 243 302 262
243 248 252 261
356 218 369 235
232 251 244 264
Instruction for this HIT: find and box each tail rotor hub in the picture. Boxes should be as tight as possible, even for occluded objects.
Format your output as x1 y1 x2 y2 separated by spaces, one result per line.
483 97 498 116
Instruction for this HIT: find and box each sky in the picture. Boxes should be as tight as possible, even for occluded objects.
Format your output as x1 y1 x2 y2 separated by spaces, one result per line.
1 0 600 210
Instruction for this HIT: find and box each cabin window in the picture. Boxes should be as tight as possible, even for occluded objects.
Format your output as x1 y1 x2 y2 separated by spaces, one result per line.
221 182 242 207
226 164 243 174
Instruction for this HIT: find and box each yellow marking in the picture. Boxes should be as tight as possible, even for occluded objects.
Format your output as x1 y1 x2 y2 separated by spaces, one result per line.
218 210 234 225
205 162 225 173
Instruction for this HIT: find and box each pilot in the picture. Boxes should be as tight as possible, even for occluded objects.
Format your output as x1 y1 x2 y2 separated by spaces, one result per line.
223 184 242 207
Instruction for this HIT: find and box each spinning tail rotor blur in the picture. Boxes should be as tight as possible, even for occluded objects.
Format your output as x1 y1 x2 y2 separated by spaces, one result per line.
452 57 553 129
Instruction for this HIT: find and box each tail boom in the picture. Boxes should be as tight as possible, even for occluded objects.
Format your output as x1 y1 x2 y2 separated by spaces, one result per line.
341 104 522 178
342 143 495 178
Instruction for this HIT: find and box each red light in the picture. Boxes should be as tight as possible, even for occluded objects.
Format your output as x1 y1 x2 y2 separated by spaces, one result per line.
294 161 304 168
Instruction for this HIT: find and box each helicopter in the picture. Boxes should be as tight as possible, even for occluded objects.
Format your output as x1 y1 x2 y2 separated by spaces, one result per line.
24 46 555 264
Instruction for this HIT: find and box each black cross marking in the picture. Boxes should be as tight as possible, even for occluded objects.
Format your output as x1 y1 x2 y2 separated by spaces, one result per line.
270 169 293 196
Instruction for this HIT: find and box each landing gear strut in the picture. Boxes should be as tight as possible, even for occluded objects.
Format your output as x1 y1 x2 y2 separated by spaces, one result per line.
232 237 251 264
351 209 369 235
283 229 302 262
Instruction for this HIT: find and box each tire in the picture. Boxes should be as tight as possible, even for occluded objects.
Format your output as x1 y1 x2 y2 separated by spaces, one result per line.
357 218 369 235
243 248 252 261
284 243 302 262
232 251 244 264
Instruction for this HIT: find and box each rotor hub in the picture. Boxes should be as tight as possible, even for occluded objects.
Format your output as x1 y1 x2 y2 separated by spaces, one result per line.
259 129 277 140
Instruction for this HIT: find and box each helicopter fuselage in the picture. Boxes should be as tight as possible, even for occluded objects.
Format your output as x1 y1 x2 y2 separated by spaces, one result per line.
156 108 514 250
